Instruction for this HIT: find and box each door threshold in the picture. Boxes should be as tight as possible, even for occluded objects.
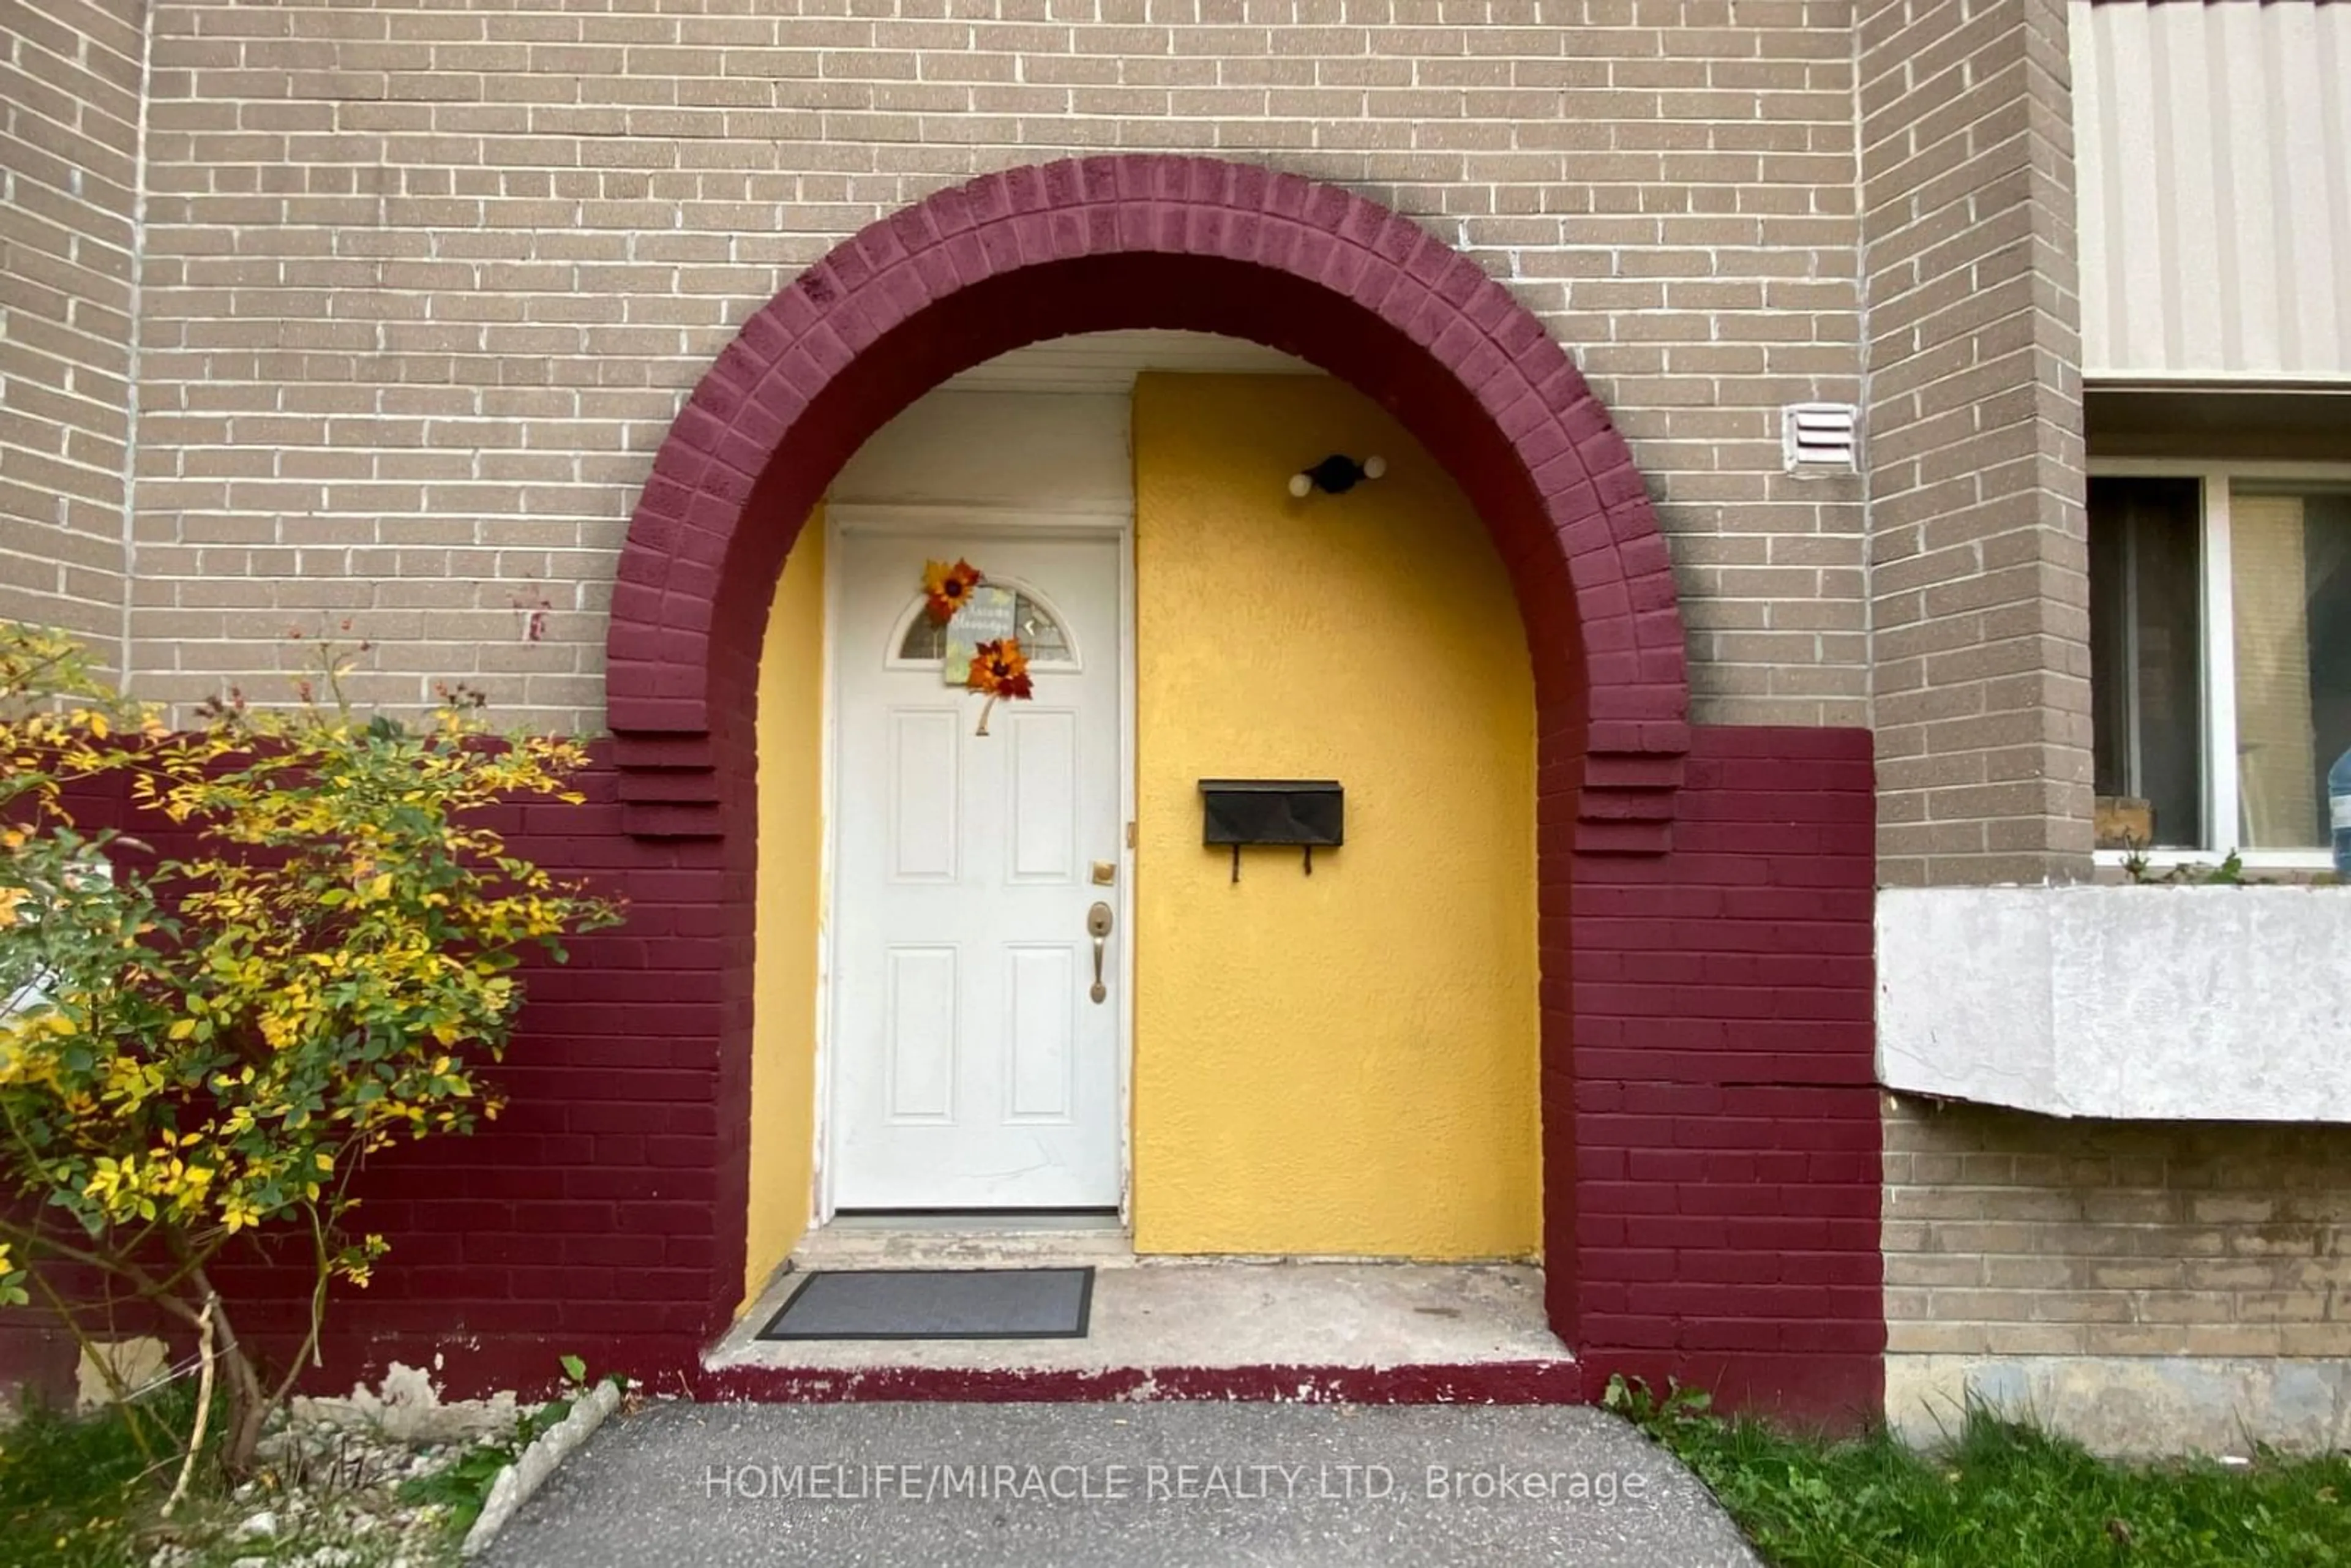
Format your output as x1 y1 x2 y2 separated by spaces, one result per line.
827 1208 1124 1233
793 1215 1135 1273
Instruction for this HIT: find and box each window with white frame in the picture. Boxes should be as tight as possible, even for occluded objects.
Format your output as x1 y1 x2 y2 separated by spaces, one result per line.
2090 466 2351 860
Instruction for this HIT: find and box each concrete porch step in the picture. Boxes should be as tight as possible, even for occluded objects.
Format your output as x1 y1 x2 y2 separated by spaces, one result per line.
700 1256 1577 1404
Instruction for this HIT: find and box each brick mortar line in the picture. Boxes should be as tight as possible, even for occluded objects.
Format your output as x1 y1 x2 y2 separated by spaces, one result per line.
141 201 1848 217
1859 189 2037 265
142 258 1852 275
1881 1224 2331 1234
146 298 1853 320
162 122 1858 142
1865 301 2053 367
0 171 140 259
198 43 1853 57
1852 41 2036 133
9 39 144 108
149 129 1854 147
167 8 1817 31
165 70 1847 89
1884 1188 2332 1202
116 0 157 683
0 362 141 424
0 449 130 490
1859 124 2064 241
0 89 146 161
1867 318 2072 403
1849 0 1875 739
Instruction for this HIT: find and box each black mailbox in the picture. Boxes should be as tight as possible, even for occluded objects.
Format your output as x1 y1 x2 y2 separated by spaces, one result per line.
1199 779 1343 879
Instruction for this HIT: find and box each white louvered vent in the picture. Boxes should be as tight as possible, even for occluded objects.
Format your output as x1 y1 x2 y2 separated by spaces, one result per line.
1781 403 1860 476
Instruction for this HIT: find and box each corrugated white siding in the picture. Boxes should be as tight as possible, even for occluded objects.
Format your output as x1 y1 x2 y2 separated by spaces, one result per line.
2072 0 2351 381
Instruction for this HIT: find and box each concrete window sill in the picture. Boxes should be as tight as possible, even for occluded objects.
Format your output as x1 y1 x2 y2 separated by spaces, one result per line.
1877 885 2351 1122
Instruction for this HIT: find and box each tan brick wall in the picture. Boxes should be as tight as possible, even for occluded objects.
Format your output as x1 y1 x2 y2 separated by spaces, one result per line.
1860 0 2093 885
126 0 1869 731
1884 1095 2351 1360
0 0 146 662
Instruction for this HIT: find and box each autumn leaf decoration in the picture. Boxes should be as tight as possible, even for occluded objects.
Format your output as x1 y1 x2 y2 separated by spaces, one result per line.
967 637 1033 736
922 558 983 623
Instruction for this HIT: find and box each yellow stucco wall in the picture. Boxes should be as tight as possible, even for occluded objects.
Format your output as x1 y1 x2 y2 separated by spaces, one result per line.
746 517 825 1302
1131 373 1541 1259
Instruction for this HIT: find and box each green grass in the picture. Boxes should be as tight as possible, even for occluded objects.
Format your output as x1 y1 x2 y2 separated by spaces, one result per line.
0 1379 475 1568
1 1366 610 1567
0 1381 219 1568
1611 1377 2351 1567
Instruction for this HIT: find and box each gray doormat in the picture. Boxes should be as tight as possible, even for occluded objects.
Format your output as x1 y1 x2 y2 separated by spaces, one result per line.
757 1267 1095 1341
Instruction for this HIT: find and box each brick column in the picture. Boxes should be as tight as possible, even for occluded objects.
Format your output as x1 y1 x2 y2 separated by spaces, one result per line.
1860 0 2092 885
0 0 144 667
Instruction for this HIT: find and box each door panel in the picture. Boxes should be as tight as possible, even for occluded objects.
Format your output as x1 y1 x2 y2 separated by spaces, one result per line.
1005 945 1078 1122
831 530 1123 1209
1007 708 1078 883
887 710 959 882
883 947 957 1123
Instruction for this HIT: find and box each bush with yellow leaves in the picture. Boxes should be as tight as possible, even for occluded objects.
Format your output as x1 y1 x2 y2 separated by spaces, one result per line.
0 624 620 1474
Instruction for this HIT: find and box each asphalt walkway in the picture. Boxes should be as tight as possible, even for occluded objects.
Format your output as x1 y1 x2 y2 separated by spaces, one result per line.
481 1400 1763 1567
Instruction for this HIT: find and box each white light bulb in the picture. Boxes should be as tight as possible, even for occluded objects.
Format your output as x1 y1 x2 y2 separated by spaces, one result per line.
1362 455 1387 481
1288 472 1312 499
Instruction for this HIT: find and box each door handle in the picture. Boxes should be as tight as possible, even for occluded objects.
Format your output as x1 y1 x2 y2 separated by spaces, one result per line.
1086 901 1113 1004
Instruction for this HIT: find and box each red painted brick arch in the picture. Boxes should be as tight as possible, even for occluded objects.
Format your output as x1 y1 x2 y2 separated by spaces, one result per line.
606 154 1709 1364
607 155 1690 847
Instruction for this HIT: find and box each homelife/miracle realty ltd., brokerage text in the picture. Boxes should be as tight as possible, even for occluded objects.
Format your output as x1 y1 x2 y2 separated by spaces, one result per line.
702 1462 1655 1507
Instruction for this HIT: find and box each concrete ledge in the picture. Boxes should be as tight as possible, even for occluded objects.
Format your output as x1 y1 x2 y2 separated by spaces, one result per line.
1887 1353 2351 1457
461 1378 624 1559
1877 885 2351 1121
705 1257 1576 1405
691 1360 1584 1404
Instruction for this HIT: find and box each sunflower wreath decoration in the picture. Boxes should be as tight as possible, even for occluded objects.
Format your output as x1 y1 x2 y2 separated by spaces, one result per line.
966 637 1032 736
920 558 1035 735
922 557 983 623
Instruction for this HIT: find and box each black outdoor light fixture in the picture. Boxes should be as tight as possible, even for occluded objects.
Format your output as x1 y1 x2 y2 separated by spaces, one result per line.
1288 453 1387 498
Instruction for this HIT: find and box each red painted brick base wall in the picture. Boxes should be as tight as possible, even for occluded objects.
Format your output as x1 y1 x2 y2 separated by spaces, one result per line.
1 725 1880 1420
1565 725 1883 1419
0 749 736 1408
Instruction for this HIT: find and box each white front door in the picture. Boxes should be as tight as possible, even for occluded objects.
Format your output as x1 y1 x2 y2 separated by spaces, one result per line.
829 527 1125 1210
